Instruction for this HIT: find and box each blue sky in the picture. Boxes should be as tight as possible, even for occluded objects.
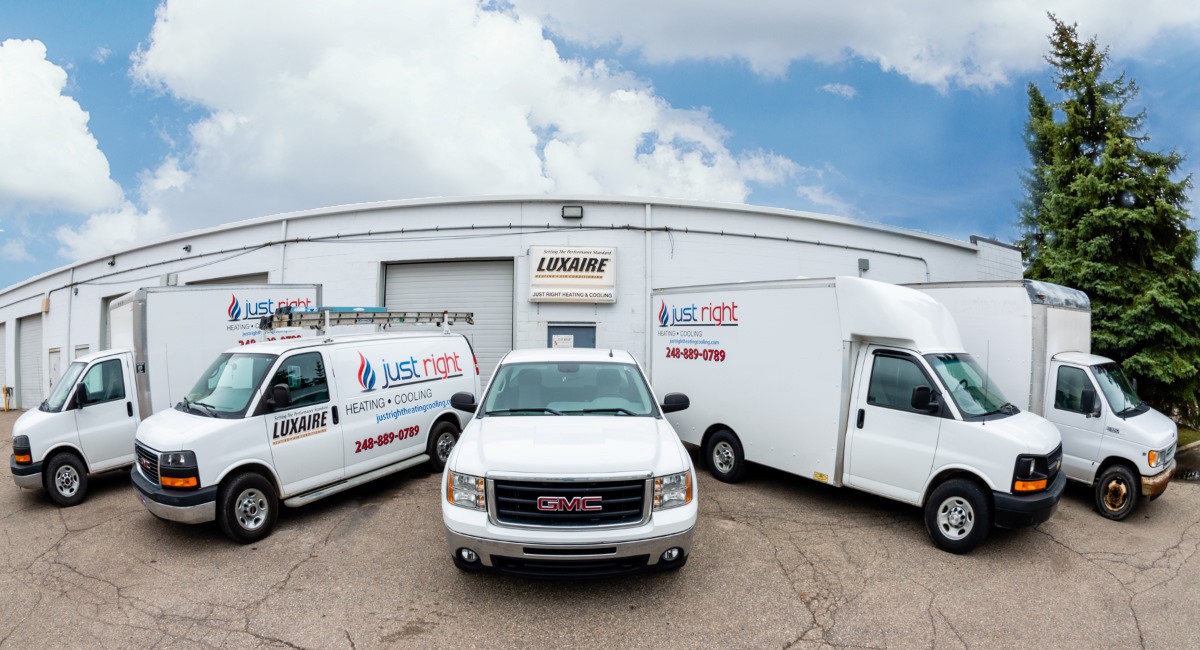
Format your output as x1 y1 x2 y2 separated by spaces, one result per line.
2 0 1199 289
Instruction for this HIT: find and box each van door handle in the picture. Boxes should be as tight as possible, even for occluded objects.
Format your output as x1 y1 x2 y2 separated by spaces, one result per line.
856 408 865 429
127 401 133 417
331 405 339 425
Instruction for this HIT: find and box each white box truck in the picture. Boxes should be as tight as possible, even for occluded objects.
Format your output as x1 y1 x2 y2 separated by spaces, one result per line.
910 279 1178 520
9 284 320 506
651 277 1065 553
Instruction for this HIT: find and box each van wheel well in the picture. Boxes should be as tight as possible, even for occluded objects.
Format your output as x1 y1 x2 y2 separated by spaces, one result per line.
44 445 88 473
924 470 992 510
700 424 734 454
433 412 462 432
224 464 280 499
1094 457 1139 485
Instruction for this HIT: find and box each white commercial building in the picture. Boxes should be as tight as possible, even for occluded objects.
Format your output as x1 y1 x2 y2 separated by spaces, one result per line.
0 196 1021 409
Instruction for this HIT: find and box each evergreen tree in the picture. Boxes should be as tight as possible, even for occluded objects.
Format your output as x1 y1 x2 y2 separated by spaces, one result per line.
1019 16 1200 421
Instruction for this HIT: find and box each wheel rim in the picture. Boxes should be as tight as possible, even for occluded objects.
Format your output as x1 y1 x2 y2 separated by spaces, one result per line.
436 431 456 463
234 488 269 531
55 465 80 497
1103 477 1129 512
936 496 975 540
713 441 736 474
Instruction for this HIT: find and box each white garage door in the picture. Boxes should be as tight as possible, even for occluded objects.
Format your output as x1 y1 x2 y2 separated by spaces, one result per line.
18 314 43 410
384 260 513 383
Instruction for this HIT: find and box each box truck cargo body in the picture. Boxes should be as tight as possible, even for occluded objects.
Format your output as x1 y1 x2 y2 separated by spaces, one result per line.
911 280 1178 520
10 284 320 506
651 277 1065 553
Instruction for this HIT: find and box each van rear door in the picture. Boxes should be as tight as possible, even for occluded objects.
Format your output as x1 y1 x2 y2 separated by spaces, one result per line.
263 350 344 495
844 346 942 504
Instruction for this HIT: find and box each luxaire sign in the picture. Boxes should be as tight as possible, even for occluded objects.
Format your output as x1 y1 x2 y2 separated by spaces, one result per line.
529 246 616 303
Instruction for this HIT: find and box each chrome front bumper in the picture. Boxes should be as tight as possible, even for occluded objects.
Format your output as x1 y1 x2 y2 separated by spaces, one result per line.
13 470 42 489
445 525 695 568
136 490 216 524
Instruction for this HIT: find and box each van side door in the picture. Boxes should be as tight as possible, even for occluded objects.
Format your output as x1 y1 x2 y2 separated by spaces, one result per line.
74 356 138 471
263 350 344 495
1043 362 1103 482
845 347 942 504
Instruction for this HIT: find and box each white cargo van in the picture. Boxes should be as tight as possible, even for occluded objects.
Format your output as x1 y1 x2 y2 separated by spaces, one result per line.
9 284 319 506
132 312 479 543
910 279 1178 520
651 277 1065 553
441 348 697 577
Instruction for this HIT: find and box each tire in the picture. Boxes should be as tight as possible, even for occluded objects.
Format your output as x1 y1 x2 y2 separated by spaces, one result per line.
426 420 460 472
44 452 89 507
924 479 991 554
704 429 748 483
1094 464 1139 521
217 472 279 544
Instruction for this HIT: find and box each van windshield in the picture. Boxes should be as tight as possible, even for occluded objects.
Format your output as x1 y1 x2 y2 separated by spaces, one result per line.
923 353 1016 418
482 362 656 417
1093 362 1146 417
42 362 87 412
177 353 276 418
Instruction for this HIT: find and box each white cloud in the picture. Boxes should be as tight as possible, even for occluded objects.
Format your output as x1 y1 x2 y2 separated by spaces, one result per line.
55 201 168 260
820 83 857 99
0 39 122 214
1 238 34 262
92 46 111 63
512 0 1200 90
51 0 798 247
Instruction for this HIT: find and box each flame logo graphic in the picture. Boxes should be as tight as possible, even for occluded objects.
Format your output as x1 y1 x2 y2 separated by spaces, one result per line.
227 295 242 321
658 300 669 327
357 353 376 391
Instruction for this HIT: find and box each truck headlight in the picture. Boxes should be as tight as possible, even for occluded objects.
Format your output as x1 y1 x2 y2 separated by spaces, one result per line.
1013 453 1051 492
1147 448 1171 468
447 471 486 511
654 470 692 510
159 450 200 489
12 435 31 464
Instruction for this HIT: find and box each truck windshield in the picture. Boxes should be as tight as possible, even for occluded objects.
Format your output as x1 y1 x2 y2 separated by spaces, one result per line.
923 353 1016 418
1093 362 1146 417
41 362 87 412
177 353 276 418
482 362 656 417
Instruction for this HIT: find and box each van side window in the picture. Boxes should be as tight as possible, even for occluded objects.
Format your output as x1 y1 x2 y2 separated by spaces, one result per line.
867 354 931 414
79 359 125 405
1054 366 1091 414
269 352 329 409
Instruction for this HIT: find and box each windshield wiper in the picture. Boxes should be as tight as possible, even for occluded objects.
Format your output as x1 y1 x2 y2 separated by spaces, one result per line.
576 408 637 416
180 396 217 417
981 402 1018 417
191 401 220 417
486 408 563 416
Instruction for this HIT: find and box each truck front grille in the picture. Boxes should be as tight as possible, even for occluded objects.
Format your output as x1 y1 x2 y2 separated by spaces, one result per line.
492 479 647 527
135 442 160 484
1048 444 1063 479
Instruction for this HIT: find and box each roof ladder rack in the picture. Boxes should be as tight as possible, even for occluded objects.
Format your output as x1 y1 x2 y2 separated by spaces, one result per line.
260 306 474 335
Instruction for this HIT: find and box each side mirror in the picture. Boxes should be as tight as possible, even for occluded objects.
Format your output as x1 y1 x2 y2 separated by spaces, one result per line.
911 386 939 413
1080 388 1100 417
69 384 87 410
661 393 690 414
268 384 291 411
451 392 478 413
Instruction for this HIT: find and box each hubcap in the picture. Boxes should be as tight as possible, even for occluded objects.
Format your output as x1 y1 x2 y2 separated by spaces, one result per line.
1103 478 1128 511
936 496 975 540
234 488 269 531
55 465 79 497
436 432 456 463
713 441 736 474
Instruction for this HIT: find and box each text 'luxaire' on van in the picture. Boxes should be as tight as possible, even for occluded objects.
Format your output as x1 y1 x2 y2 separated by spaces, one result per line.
442 348 697 577
651 277 1065 554
131 309 479 542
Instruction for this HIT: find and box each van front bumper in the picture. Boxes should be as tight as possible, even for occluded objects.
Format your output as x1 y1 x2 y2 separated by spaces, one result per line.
10 457 43 489
1142 460 1176 498
131 468 217 524
992 470 1067 528
445 525 694 577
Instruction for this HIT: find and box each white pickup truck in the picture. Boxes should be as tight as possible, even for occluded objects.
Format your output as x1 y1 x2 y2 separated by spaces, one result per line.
441 348 697 577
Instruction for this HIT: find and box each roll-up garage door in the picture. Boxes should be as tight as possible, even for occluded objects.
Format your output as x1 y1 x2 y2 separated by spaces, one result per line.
18 314 43 409
384 260 513 383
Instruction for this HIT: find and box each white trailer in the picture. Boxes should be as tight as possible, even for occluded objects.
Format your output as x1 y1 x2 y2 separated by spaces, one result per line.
10 284 320 506
910 280 1178 520
651 276 1064 553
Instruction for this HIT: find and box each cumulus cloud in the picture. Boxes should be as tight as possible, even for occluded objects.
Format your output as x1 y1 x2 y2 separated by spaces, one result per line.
0 39 122 214
92 46 111 63
820 83 857 99
49 0 799 252
1 238 34 262
513 0 1200 89
55 201 168 260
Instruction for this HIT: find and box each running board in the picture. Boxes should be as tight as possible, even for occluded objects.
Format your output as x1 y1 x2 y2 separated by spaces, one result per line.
283 454 431 507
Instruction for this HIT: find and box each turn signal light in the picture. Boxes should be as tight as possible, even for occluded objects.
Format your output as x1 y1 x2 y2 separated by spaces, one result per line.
1148 450 1158 467
1014 479 1047 492
161 476 198 488
14 453 32 464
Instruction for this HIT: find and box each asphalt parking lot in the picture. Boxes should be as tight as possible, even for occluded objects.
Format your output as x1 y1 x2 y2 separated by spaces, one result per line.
2 409 1198 649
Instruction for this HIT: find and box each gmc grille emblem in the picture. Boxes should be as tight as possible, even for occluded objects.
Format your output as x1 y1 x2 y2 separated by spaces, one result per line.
140 458 152 471
536 496 602 512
